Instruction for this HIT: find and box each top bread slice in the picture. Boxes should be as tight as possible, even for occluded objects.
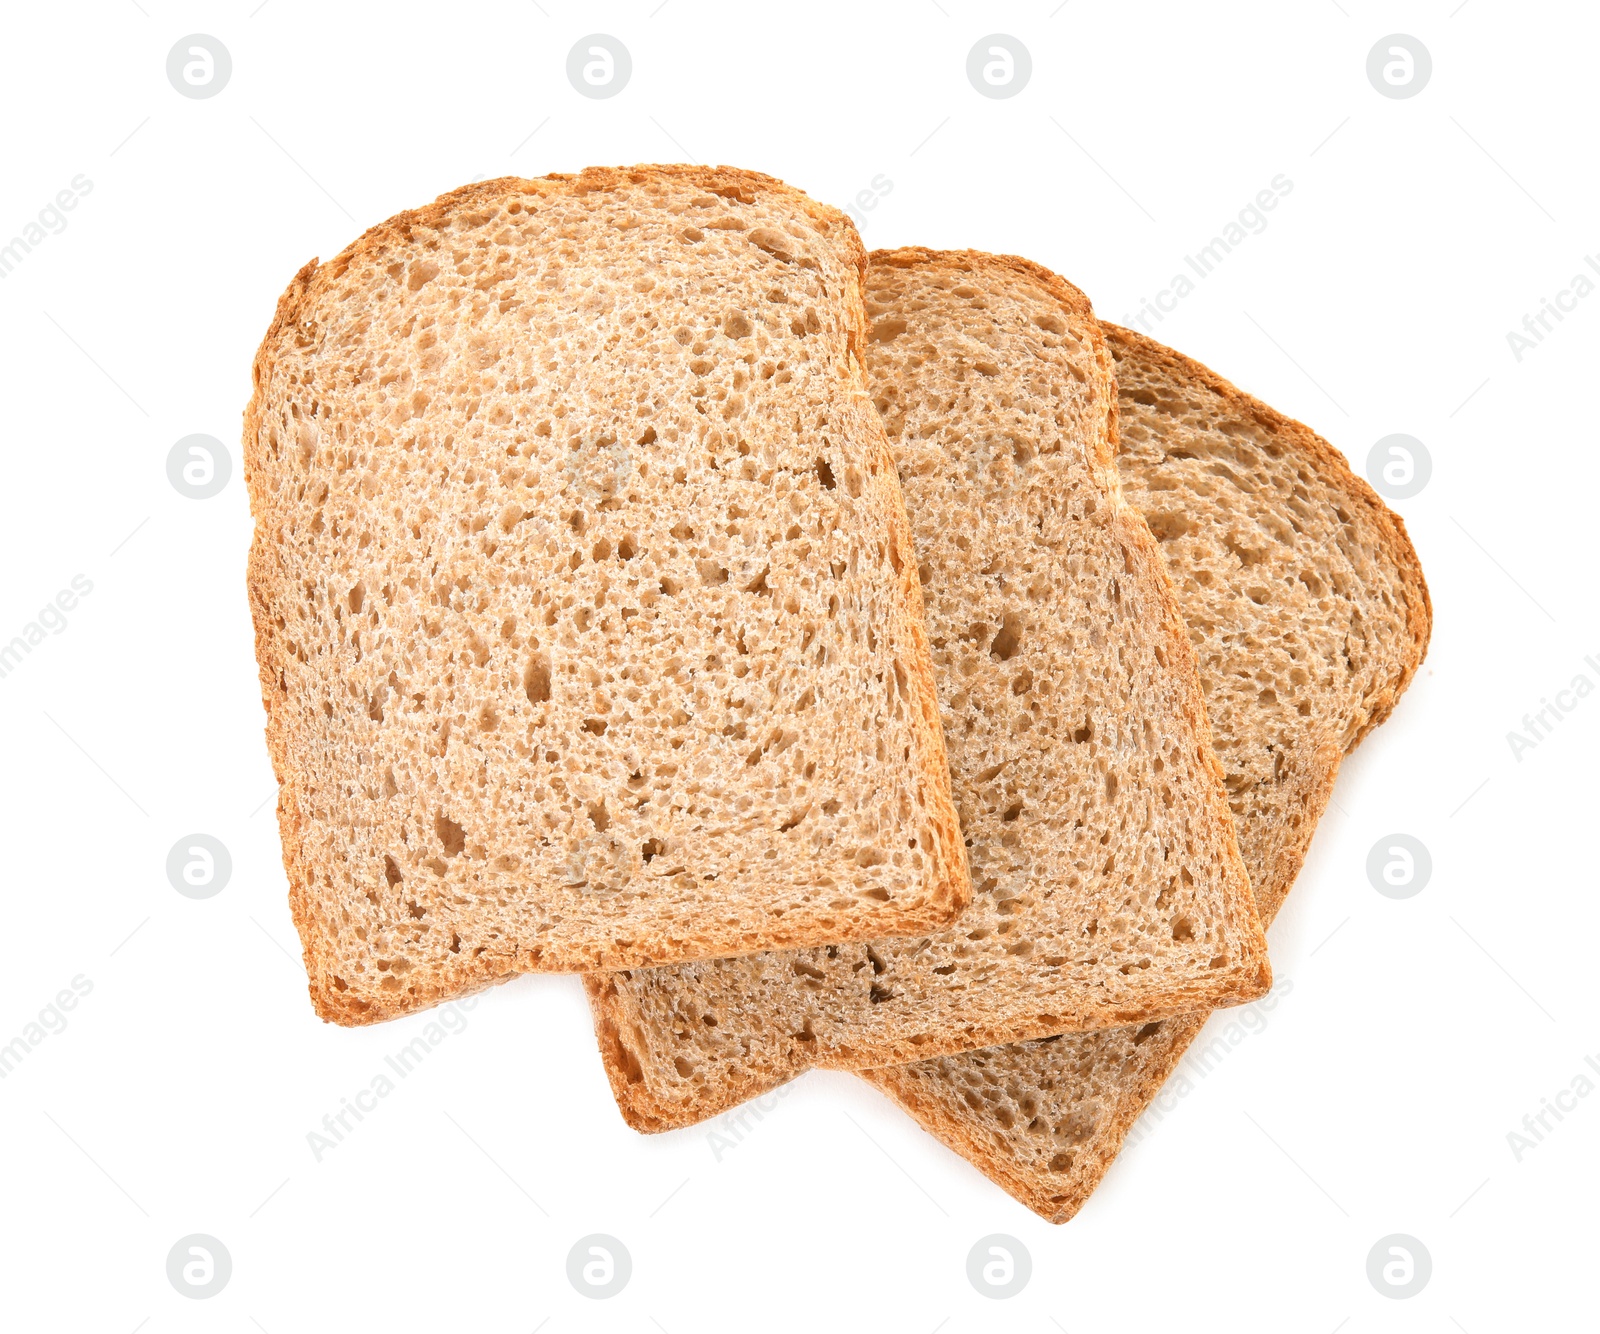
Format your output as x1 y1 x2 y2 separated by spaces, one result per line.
586 250 1272 1126
863 323 1432 1223
243 166 970 1026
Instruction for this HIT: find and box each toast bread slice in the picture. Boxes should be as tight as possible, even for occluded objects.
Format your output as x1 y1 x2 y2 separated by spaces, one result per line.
243 167 970 1025
862 323 1432 1222
586 253 1272 1126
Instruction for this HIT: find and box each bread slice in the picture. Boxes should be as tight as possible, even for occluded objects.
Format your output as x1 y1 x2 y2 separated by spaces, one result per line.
243 167 971 1026
862 323 1432 1222
586 251 1273 1126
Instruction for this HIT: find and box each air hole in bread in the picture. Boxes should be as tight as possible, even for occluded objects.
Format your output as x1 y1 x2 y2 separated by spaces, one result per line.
989 614 1022 661
747 228 794 262
434 815 466 857
524 655 552 704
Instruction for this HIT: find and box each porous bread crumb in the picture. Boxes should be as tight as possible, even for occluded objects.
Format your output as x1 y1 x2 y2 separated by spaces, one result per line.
244 167 969 1026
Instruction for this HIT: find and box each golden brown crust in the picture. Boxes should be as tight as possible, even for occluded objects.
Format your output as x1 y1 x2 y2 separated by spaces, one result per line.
242 165 969 1025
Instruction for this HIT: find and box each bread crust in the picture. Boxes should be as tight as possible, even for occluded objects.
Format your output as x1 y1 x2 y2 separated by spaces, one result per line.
861 324 1432 1223
243 165 970 1024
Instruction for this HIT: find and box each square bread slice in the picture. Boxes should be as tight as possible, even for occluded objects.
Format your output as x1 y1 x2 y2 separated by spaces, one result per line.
243 167 971 1026
586 251 1272 1125
861 323 1432 1222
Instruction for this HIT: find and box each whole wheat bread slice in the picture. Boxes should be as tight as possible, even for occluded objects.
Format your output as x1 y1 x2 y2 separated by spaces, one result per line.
243 167 970 1026
862 323 1432 1222
586 251 1272 1125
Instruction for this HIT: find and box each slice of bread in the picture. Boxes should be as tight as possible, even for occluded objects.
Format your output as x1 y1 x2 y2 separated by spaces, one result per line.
586 252 1273 1127
862 324 1432 1222
243 167 971 1026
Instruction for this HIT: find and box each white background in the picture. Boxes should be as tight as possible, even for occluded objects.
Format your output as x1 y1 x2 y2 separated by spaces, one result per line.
0 2 1592 1330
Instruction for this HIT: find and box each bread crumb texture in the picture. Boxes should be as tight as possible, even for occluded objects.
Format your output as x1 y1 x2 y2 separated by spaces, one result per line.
243 167 968 1025
864 322 1432 1223
588 253 1273 1129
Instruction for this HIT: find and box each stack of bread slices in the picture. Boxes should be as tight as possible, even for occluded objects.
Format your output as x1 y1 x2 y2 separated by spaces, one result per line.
244 164 1429 1222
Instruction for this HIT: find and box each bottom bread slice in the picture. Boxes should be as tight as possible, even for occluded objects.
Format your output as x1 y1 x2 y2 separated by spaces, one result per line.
860 324 1432 1222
